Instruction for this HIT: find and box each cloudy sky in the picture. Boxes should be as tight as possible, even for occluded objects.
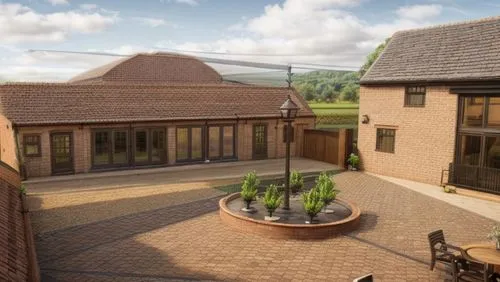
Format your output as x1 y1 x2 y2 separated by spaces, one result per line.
1 0 500 81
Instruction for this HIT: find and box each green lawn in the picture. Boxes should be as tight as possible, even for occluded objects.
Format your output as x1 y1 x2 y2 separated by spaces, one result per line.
308 103 359 116
308 103 359 109
308 103 359 127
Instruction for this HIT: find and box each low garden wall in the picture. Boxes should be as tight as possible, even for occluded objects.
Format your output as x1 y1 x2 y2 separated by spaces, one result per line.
219 193 361 240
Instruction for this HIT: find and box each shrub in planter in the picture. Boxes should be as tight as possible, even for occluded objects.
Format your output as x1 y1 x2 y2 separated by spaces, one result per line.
290 170 304 194
347 153 360 171
262 184 283 218
487 225 500 250
240 171 259 211
316 172 339 210
302 188 324 223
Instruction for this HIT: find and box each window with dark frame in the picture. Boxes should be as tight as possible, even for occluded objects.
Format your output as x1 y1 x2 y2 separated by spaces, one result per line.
24 135 41 157
376 128 395 153
282 125 295 143
457 96 500 170
404 86 426 107
207 125 236 160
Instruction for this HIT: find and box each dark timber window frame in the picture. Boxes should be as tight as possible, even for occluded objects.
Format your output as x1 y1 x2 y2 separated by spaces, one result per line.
176 125 205 163
133 127 167 166
455 95 500 168
91 127 167 169
404 86 426 107
207 124 236 161
23 134 41 157
375 128 396 153
92 128 131 169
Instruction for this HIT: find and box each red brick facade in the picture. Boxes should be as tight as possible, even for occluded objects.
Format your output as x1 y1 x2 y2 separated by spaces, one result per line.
357 85 458 185
18 117 315 178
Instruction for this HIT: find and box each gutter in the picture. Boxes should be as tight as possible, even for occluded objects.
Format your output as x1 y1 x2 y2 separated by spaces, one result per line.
360 78 500 87
12 114 317 128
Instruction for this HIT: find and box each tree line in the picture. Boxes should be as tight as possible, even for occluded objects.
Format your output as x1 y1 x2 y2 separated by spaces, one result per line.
293 38 389 104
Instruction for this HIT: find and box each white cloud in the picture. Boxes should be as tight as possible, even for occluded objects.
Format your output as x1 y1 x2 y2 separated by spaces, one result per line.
132 17 171 28
160 0 199 6
46 0 69 6
396 4 443 21
80 3 98 10
0 3 118 43
164 0 444 68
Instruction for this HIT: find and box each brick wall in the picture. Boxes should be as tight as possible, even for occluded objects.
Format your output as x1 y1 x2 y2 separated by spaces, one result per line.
0 163 35 281
18 118 315 178
0 114 18 171
358 85 458 185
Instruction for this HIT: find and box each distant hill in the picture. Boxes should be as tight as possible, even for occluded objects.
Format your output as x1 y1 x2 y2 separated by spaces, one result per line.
221 70 360 103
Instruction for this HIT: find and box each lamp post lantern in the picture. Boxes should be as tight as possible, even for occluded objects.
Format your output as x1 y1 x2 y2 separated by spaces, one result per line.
280 95 300 210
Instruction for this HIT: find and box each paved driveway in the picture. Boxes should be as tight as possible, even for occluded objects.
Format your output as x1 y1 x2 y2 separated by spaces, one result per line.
32 171 497 281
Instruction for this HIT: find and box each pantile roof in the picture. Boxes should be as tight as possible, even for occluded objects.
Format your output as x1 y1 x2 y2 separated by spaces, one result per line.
0 83 313 126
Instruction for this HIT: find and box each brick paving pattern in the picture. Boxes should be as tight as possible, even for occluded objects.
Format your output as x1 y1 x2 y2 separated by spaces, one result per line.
34 172 498 281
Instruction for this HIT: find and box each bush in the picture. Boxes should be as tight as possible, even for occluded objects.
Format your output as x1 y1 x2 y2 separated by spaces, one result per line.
19 184 26 195
347 153 360 169
316 172 339 208
302 188 324 223
240 171 259 209
290 170 304 194
262 184 283 217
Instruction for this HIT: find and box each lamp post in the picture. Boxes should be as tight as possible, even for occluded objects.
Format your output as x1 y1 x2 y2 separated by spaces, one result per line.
280 95 299 210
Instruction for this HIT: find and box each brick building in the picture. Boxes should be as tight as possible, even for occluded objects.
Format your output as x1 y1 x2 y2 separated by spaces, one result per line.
0 53 315 178
358 17 500 194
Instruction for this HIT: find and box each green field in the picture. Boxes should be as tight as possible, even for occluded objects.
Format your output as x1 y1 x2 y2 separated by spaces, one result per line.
308 103 359 109
308 103 359 127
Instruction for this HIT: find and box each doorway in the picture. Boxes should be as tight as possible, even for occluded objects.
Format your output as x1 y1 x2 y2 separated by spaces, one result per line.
51 132 74 174
253 124 268 160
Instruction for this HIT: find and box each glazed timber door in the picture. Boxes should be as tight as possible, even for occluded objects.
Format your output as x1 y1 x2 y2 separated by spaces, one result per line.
51 132 74 174
253 124 268 160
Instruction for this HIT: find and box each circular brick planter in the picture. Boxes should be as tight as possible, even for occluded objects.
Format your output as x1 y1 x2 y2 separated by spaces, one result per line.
219 193 361 240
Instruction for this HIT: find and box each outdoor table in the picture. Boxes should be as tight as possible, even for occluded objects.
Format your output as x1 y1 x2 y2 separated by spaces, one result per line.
462 243 500 274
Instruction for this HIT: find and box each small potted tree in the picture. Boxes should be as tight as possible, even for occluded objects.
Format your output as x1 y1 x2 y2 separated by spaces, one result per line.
487 225 500 250
262 184 283 221
302 188 324 224
290 170 304 195
347 153 360 171
240 171 259 212
317 172 339 214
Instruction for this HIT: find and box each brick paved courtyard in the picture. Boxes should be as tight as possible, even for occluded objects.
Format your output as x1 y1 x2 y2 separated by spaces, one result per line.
32 172 497 281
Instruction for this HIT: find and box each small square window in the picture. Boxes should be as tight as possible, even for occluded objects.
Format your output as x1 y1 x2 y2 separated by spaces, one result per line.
376 128 395 153
282 125 295 143
405 86 426 107
24 134 41 157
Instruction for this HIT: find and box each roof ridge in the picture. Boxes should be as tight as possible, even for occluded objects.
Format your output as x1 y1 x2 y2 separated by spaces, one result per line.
394 16 500 35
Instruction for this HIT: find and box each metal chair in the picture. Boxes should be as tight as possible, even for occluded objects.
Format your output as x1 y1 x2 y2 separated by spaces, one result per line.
428 230 463 271
454 248 489 282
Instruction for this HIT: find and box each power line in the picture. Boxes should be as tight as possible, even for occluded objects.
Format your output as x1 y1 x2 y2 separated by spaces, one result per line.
156 47 330 57
223 70 286 77
26 49 358 71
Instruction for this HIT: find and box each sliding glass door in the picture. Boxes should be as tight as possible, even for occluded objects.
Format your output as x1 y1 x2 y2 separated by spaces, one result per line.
92 127 166 168
452 96 500 193
208 125 235 160
176 126 204 162
93 129 130 168
177 125 236 163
